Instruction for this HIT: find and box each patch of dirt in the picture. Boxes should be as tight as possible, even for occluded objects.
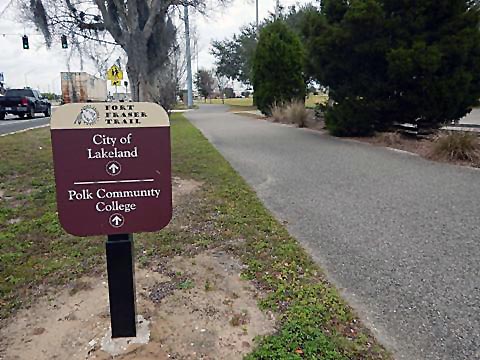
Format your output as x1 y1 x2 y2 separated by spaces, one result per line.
351 132 432 157
6 217 22 225
351 131 480 168
172 177 203 203
0 250 275 360
0 189 33 209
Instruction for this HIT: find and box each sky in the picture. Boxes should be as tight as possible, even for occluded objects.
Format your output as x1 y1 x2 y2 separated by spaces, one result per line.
0 0 310 94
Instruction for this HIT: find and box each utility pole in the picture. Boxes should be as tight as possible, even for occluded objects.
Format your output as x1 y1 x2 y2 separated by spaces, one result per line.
256 0 259 30
275 0 280 19
184 5 193 108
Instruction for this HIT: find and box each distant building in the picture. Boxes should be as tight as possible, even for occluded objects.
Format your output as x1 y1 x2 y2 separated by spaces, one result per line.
61 72 107 103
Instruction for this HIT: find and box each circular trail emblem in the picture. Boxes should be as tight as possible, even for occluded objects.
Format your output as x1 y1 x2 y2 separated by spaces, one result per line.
75 105 99 125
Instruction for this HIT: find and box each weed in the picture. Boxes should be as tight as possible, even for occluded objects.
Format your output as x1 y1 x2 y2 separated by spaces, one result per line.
285 100 309 128
230 312 248 327
376 132 404 146
204 279 214 292
430 131 479 162
178 279 195 290
270 102 286 123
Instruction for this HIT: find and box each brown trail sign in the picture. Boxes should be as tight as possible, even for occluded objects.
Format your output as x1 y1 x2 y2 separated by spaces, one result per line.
51 102 172 338
51 102 172 236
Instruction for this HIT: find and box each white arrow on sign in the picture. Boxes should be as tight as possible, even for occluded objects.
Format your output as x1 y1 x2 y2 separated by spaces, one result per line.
106 161 121 176
109 213 125 228
109 163 120 174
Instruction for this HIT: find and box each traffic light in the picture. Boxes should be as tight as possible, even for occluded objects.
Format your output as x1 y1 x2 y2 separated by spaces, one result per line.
22 35 29 50
61 35 68 49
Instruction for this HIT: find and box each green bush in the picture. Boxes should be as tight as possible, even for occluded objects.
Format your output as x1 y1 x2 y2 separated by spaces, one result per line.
325 100 375 137
253 21 306 115
304 0 480 135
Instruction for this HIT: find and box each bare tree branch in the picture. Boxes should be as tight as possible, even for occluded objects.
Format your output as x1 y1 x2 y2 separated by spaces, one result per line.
92 0 124 44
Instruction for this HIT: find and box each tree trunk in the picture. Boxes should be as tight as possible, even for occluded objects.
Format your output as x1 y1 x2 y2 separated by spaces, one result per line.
125 35 162 103
127 59 160 102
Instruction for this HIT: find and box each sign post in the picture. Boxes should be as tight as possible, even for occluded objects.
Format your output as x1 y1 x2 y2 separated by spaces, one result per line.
106 233 136 337
51 102 172 338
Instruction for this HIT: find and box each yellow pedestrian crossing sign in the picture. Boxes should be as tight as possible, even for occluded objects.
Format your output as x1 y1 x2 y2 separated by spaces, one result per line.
111 80 121 86
107 65 123 81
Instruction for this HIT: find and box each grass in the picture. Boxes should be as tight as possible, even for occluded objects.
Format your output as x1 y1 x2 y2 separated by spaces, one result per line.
429 131 479 162
0 115 389 359
173 102 199 110
270 102 286 122
306 94 329 108
0 130 104 318
202 97 254 107
285 100 309 127
197 93 328 110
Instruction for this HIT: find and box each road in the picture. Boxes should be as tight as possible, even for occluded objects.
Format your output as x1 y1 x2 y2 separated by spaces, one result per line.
0 114 50 136
186 105 480 360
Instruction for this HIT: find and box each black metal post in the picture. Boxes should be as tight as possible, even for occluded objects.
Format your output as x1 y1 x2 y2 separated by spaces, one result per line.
106 233 137 338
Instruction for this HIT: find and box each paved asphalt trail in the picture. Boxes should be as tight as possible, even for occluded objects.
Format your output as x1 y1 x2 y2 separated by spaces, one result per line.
186 105 480 360
0 115 50 136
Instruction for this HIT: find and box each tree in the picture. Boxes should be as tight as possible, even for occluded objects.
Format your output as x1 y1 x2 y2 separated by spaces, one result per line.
215 70 229 104
225 87 235 98
211 24 257 85
211 5 316 86
20 0 227 103
253 21 306 115
195 69 215 101
304 0 480 136
384 0 480 131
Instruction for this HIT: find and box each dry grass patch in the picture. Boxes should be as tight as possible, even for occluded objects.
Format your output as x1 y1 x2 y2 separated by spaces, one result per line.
270 102 286 123
285 100 309 128
429 131 479 162
375 132 404 147
269 100 310 128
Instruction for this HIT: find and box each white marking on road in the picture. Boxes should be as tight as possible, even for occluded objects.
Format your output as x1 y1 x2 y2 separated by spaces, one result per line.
74 179 154 185
386 147 419 156
0 124 50 137
0 118 44 126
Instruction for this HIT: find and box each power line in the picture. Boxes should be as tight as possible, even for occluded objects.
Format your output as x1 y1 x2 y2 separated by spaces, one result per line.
1 33 44 37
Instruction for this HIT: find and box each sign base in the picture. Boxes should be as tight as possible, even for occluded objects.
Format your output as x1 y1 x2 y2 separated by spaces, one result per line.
106 233 137 338
100 315 150 355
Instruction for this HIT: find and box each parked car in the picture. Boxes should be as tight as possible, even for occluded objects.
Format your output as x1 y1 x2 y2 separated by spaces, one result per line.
0 88 51 120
